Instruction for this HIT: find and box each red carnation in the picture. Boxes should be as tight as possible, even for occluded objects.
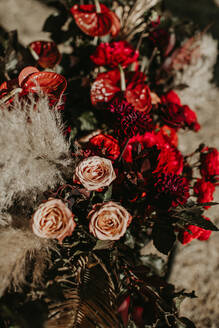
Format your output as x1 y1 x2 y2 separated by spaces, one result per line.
178 216 212 245
160 91 200 131
70 4 120 37
87 133 120 161
200 147 219 181
194 178 215 209
90 41 139 68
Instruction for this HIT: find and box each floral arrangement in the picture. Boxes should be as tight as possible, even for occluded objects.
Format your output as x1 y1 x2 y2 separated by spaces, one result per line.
0 0 218 327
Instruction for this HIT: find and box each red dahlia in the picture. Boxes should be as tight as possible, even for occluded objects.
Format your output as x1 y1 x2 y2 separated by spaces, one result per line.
150 173 189 209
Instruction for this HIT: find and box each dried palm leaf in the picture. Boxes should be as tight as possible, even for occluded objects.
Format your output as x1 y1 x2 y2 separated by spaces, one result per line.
45 254 122 328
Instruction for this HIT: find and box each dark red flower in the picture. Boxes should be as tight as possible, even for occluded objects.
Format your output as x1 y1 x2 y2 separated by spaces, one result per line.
194 178 215 208
161 90 181 105
87 133 120 161
29 41 61 69
160 91 200 131
200 147 219 181
107 98 152 139
123 128 183 174
91 70 152 113
150 173 189 209
90 41 139 68
182 105 200 132
118 295 130 327
70 4 120 37
178 216 212 245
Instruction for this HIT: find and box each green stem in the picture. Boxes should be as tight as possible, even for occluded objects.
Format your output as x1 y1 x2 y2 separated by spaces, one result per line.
118 64 126 92
118 138 130 162
94 0 101 13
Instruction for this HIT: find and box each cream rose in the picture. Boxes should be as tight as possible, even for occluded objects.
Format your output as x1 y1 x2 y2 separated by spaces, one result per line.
75 156 116 191
88 201 132 240
32 198 76 244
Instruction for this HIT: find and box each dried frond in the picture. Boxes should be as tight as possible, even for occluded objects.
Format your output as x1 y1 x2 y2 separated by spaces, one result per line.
45 254 121 328
0 227 55 296
115 0 160 41
0 95 74 215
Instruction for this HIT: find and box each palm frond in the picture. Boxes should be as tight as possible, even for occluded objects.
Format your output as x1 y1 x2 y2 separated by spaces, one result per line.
45 254 122 328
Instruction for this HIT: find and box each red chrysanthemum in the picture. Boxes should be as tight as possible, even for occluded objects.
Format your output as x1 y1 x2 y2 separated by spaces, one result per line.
178 216 212 245
70 4 120 37
150 173 189 209
194 178 215 209
87 133 120 161
200 147 219 181
90 41 139 68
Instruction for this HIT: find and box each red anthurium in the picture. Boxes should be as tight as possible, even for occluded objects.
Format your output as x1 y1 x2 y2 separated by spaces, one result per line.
91 70 152 113
90 70 120 106
0 79 22 105
70 3 120 37
21 71 67 103
18 66 39 86
29 41 61 69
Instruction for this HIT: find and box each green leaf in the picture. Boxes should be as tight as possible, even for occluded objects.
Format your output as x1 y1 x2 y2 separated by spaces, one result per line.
103 185 113 202
179 215 218 231
177 317 196 328
152 223 176 255
93 240 115 251
43 12 68 33
78 111 97 131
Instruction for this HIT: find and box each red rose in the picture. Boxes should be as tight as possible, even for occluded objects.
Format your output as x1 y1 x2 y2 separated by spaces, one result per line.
70 4 120 37
88 134 120 161
194 178 215 208
200 147 219 181
90 41 139 68
178 216 212 245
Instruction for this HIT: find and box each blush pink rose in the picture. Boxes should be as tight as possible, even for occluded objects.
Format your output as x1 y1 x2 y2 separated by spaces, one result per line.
32 198 76 244
88 201 132 240
75 156 116 191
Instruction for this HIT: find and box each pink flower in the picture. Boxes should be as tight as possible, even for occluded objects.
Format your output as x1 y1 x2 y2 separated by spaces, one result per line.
32 198 76 244
75 156 116 191
88 201 132 240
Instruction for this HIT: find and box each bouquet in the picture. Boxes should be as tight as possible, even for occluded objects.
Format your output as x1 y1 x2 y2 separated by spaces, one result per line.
0 0 218 327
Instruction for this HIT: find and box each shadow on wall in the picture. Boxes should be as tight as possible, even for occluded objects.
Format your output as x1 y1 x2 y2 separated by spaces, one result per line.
165 0 219 85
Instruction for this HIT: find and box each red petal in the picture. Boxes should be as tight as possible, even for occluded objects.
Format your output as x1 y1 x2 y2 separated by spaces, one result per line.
90 70 120 106
29 41 61 69
18 66 39 87
70 4 118 37
126 83 152 113
21 72 67 102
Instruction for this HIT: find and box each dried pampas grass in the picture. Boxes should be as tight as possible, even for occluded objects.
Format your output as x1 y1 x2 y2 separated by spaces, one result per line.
0 95 74 217
115 0 160 41
0 227 55 296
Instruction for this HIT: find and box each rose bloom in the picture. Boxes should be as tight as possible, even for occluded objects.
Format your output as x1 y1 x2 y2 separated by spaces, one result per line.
75 156 116 191
32 198 76 244
88 201 132 240
200 147 219 181
90 41 139 68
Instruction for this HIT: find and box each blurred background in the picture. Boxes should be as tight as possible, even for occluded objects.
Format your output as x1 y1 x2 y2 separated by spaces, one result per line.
0 1 218 327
